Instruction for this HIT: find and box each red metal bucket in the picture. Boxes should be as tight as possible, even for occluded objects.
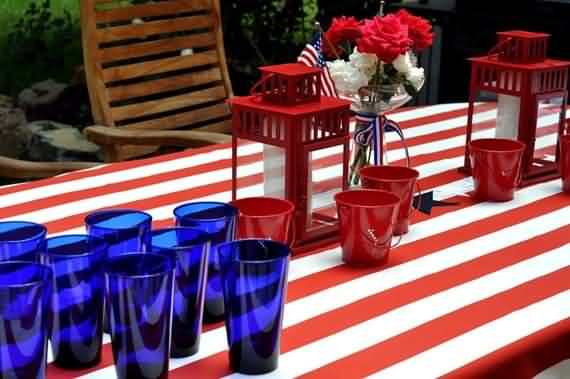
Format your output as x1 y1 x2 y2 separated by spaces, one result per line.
230 197 295 244
560 135 570 193
360 165 419 236
469 138 526 202
334 189 400 267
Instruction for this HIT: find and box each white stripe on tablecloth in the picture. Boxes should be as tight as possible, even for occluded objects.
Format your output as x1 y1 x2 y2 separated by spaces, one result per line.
0 104 473 209
8 111 561 225
369 290 570 379
77 180 565 378
230 245 570 378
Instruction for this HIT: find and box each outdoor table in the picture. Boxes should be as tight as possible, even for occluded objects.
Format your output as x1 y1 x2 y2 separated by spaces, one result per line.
2 103 570 378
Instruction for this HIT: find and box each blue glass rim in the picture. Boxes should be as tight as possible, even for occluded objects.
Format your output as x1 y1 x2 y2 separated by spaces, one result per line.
0 261 52 289
217 239 291 264
151 227 210 252
44 234 107 258
84 209 152 230
0 221 47 244
104 252 174 279
173 202 238 222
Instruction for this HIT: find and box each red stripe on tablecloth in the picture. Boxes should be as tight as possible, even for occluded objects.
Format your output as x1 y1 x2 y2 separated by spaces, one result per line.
0 143 229 196
301 266 570 379
45 176 566 377
285 192 568 303
3 104 479 199
393 103 496 130
0 153 262 218
442 319 570 379
164 192 570 377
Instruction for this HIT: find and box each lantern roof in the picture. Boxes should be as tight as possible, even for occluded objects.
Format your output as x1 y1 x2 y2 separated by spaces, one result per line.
259 63 321 77
229 95 351 116
469 56 570 71
496 30 550 39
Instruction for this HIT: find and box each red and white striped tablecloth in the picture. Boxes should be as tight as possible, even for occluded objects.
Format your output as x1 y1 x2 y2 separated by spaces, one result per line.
3 103 570 378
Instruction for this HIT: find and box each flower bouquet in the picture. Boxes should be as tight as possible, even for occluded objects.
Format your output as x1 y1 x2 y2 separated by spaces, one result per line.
322 10 434 185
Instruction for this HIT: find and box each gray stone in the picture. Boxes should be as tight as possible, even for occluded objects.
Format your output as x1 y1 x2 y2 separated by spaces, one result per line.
0 96 28 158
18 79 68 112
22 121 102 162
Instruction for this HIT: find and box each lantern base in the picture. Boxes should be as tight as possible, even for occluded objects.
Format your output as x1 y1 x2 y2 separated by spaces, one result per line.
459 159 561 188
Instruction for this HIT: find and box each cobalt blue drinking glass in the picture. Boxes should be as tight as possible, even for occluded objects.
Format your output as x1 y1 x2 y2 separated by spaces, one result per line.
151 227 210 358
218 239 290 375
174 202 237 323
84 209 152 258
0 221 47 262
85 209 152 333
105 253 175 379
41 235 107 369
0 262 52 379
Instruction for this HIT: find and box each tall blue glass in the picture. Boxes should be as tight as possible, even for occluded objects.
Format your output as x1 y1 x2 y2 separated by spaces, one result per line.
174 202 237 323
151 227 209 357
218 239 290 375
0 262 52 379
84 209 152 257
41 235 107 368
0 221 46 262
85 209 152 333
105 253 174 379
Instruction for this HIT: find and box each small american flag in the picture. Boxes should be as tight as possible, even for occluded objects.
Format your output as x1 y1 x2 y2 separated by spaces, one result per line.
297 31 339 98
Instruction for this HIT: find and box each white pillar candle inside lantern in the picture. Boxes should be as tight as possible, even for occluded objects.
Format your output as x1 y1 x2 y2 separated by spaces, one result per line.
263 145 285 198
495 94 520 139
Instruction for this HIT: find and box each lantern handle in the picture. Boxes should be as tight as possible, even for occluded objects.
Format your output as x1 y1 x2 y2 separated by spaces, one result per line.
249 73 277 99
488 37 514 59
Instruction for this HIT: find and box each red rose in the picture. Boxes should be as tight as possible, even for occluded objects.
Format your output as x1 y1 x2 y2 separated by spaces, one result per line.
395 9 433 51
323 16 363 57
356 15 412 63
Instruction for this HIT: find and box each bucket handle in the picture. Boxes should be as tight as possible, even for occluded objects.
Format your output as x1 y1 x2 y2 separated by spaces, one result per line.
287 218 297 249
364 228 402 249
338 205 401 249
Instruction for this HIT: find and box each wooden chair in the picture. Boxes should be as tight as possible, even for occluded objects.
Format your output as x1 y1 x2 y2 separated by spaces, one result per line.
0 0 233 179
82 0 233 162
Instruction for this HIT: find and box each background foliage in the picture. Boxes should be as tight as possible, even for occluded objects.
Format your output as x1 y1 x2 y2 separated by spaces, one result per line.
0 0 383 97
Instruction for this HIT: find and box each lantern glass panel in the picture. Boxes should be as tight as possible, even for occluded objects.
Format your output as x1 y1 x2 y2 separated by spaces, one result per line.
534 95 565 164
306 146 343 230
233 142 286 199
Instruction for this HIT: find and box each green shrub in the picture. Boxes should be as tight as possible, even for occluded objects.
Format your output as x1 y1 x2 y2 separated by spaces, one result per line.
0 0 82 97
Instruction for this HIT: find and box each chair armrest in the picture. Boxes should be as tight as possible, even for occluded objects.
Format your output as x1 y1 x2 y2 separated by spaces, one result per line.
84 126 232 148
0 156 100 179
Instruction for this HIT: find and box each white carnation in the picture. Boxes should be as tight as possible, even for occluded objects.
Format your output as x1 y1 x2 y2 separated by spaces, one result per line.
348 47 378 78
407 67 425 90
393 52 413 74
327 59 369 96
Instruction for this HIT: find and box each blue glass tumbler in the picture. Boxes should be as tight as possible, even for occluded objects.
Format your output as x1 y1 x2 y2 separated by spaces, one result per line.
85 209 152 333
218 239 290 375
0 221 47 262
105 253 175 379
0 262 52 379
174 202 237 323
151 228 210 358
41 235 107 369
85 209 152 258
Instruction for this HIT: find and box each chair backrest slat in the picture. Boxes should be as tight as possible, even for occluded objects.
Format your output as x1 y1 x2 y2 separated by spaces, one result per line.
95 0 210 23
97 32 217 64
81 0 232 161
124 103 230 131
111 85 227 122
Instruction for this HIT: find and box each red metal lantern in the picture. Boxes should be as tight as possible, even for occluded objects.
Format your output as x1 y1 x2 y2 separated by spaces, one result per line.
462 30 570 186
230 63 352 248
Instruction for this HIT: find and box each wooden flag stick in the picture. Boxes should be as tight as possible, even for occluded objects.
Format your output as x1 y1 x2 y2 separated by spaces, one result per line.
316 21 341 60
